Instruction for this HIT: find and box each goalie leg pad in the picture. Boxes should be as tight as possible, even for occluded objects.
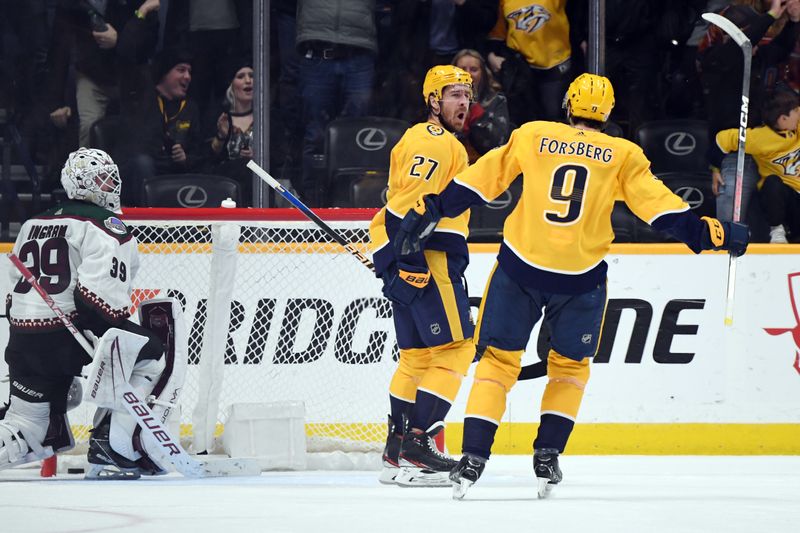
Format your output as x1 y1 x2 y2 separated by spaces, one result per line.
85 298 187 476
0 396 52 469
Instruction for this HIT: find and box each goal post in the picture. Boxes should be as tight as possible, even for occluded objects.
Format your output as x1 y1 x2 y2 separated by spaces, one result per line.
67 207 396 459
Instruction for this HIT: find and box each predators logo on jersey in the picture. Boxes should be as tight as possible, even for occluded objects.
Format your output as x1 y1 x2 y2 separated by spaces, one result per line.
427 124 445 136
773 148 800 176
507 5 550 33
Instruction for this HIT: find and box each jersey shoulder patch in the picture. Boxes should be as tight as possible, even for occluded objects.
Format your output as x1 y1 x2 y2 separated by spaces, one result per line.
426 124 445 137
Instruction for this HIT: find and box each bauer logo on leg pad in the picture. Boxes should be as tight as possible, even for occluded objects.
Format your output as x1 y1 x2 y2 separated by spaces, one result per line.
122 391 182 456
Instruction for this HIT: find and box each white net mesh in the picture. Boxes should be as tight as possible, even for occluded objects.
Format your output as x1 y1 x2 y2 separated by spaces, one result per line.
67 212 394 456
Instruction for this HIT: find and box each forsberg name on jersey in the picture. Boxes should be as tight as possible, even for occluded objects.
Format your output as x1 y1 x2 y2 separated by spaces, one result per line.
538 136 614 163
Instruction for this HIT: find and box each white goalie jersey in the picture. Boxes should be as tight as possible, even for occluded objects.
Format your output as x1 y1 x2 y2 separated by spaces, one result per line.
5 200 139 332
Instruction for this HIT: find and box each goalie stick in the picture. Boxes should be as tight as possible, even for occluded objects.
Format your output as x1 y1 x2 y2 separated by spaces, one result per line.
702 12 752 326
7 253 261 478
247 160 547 381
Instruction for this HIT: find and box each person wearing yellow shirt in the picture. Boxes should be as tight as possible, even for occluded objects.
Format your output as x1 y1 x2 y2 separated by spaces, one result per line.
487 0 575 123
394 73 749 499
369 65 476 487
715 89 800 243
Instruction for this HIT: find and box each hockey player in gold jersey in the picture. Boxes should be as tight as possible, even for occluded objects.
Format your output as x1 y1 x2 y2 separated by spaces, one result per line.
370 65 476 486
394 73 749 499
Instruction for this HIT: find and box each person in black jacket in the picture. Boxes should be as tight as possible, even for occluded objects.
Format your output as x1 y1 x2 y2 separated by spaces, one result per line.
116 48 205 206
375 0 499 123
46 0 160 148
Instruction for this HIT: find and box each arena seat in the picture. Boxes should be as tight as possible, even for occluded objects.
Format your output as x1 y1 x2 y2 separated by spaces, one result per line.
143 174 242 208
324 116 408 204
89 115 124 157
635 119 709 173
656 171 715 219
468 176 522 242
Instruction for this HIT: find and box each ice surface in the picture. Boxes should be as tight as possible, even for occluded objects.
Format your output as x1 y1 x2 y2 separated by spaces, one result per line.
2 455 799 533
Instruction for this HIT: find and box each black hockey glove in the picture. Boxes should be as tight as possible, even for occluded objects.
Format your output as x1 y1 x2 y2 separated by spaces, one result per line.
394 194 443 257
700 217 749 257
381 261 431 306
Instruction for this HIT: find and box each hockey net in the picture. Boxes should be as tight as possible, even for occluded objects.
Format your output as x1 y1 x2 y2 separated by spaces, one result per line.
65 207 394 460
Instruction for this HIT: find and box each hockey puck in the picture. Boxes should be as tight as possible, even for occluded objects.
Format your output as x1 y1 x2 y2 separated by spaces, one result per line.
67 468 85 474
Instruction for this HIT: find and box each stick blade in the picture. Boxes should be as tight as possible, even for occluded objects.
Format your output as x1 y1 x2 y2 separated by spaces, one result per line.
701 12 751 48
191 457 262 478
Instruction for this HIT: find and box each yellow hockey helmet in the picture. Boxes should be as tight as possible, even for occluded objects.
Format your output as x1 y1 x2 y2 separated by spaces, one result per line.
422 65 473 103
563 73 615 122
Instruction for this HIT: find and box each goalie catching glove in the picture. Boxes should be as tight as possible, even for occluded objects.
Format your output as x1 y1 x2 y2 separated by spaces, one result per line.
700 217 749 257
394 194 443 256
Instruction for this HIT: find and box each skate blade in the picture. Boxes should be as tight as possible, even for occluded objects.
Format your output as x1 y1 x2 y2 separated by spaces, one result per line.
452 478 474 500
395 467 451 487
378 465 399 485
537 477 555 499
84 463 141 480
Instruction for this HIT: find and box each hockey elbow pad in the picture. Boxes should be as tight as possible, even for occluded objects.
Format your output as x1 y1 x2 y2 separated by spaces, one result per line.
381 262 430 306
395 194 443 257
700 217 749 257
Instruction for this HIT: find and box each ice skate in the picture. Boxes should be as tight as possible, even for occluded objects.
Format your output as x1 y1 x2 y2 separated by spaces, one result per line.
395 422 457 487
449 454 486 500
378 415 402 485
534 448 563 499
85 415 141 480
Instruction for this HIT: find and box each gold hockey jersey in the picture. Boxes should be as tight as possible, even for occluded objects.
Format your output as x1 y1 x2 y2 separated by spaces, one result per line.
489 0 571 69
369 122 470 272
444 121 689 290
716 125 800 192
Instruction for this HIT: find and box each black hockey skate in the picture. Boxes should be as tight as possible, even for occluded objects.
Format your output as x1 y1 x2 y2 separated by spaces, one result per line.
533 448 563 499
86 416 141 480
379 415 402 485
449 454 486 500
395 422 458 487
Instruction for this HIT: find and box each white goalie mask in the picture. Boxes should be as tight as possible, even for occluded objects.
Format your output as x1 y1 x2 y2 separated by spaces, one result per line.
60 147 122 212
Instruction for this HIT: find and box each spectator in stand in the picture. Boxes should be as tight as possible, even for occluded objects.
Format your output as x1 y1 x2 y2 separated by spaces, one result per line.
206 59 255 206
578 0 664 136
715 89 800 243
184 0 245 120
116 48 204 206
271 0 303 177
486 0 581 124
47 0 161 148
295 0 377 206
452 49 511 162
378 0 499 123
698 0 800 240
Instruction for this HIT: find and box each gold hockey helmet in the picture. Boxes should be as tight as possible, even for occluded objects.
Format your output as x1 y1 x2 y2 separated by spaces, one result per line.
422 65 473 103
563 73 615 122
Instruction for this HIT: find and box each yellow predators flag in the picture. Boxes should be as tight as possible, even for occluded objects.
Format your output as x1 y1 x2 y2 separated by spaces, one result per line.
489 0 571 69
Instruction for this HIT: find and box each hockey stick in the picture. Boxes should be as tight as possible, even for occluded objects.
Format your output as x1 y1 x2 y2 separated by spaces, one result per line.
702 12 752 326
246 160 375 271
7 253 261 478
247 160 547 380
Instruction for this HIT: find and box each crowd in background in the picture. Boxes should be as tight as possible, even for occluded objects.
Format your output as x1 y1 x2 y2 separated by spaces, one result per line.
2 0 800 241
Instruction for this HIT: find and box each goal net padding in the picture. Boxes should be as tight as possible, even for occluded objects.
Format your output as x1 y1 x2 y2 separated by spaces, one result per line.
65 207 398 464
